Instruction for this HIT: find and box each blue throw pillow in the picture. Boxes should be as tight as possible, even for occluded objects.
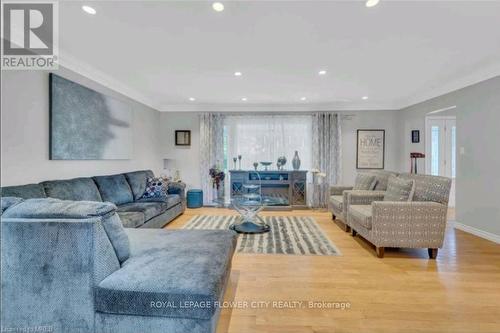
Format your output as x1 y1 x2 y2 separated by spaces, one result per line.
140 177 169 201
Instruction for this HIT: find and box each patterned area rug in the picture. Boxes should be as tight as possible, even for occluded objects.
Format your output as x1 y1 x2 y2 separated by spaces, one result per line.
183 215 340 256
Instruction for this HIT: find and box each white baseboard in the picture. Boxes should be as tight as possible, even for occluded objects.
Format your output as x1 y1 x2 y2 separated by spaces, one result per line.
451 221 500 244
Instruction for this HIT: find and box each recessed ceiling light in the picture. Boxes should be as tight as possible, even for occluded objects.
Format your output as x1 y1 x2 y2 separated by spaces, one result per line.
366 0 380 8
241 97 247 101
234 72 242 76
189 97 196 101
300 97 307 101
318 70 327 76
82 5 96 15
212 2 224 12
362 96 369 100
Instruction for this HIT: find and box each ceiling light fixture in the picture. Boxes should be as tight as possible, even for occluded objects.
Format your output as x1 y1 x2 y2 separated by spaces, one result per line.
362 96 369 100
212 2 224 12
318 70 327 76
300 97 307 101
241 97 247 101
82 5 97 15
189 97 196 101
366 0 380 8
234 72 242 76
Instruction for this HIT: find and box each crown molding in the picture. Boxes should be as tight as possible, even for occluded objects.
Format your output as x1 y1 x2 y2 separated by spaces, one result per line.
58 48 160 111
56 49 500 113
395 62 500 110
157 102 400 112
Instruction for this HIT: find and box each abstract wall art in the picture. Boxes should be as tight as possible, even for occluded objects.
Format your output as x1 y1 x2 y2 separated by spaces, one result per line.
49 74 132 160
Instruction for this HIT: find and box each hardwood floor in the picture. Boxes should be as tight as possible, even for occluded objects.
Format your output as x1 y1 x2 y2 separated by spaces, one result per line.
167 208 500 333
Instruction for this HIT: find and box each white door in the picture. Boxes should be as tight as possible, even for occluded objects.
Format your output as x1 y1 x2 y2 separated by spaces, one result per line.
425 116 456 206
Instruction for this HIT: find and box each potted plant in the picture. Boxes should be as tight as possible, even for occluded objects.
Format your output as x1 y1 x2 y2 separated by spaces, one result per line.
209 165 225 199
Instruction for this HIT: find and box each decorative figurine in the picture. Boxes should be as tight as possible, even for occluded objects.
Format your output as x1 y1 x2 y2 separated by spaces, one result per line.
277 156 287 170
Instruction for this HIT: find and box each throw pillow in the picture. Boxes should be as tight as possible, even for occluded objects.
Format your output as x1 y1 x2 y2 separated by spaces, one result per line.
384 176 415 202
353 173 376 190
140 177 169 201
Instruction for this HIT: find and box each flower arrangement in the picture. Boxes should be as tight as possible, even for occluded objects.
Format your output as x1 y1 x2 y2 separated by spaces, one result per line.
209 165 225 189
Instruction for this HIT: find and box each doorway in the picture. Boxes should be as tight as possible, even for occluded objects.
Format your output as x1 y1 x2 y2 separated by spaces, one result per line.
425 116 456 207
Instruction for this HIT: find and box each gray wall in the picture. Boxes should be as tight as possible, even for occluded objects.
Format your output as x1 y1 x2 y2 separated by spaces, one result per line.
399 75 500 237
1 68 163 186
160 110 403 189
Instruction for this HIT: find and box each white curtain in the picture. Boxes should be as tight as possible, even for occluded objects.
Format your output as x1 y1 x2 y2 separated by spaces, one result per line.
224 115 312 171
312 112 342 208
199 113 225 204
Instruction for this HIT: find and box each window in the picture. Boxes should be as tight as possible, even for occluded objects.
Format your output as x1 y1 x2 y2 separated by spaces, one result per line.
431 126 440 176
223 115 312 172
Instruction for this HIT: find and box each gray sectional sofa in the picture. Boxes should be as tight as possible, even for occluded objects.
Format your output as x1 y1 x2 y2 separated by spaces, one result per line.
1 197 237 333
1 170 185 228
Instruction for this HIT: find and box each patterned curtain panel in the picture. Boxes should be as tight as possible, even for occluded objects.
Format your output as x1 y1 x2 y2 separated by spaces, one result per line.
199 113 225 204
312 112 342 208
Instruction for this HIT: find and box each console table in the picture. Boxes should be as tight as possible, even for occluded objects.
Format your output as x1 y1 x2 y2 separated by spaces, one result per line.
229 170 308 209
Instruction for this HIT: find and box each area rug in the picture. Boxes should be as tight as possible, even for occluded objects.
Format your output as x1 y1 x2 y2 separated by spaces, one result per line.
183 215 341 256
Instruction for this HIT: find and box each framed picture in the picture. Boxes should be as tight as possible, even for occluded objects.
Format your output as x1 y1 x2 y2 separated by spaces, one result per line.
411 130 420 143
356 129 385 169
175 130 191 146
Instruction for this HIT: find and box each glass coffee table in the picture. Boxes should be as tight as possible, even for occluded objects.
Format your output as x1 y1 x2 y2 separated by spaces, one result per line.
214 194 288 234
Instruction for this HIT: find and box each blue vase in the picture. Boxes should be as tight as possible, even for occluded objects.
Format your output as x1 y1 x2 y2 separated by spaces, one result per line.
292 151 301 170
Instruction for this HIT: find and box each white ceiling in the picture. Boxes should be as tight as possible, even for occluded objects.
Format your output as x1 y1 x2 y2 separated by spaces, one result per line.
58 1 500 111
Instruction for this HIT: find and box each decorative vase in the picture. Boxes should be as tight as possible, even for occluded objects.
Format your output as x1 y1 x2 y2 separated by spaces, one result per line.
238 155 242 170
292 151 301 170
253 162 258 171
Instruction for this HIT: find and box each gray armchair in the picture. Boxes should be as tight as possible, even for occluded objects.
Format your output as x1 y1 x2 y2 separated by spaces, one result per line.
329 170 397 231
347 173 451 258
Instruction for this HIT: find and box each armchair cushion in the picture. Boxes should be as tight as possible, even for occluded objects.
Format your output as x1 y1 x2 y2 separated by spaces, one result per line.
353 174 376 190
384 176 414 202
349 205 372 230
398 173 452 205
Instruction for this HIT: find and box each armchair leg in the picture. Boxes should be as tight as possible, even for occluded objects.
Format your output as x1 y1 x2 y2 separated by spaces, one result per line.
332 213 336 220
376 247 385 258
351 229 357 237
428 248 438 259
345 225 351 233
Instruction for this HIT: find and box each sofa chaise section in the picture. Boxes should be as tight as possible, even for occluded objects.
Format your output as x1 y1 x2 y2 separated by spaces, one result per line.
1 198 237 333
